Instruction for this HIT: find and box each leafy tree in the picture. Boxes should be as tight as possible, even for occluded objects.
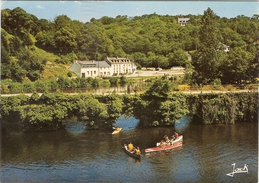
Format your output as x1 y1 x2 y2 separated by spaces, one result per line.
35 30 55 52
77 96 108 123
21 32 34 46
221 47 254 84
107 97 123 123
192 8 226 85
157 93 189 125
54 15 72 30
81 22 108 59
1 45 11 79
143 77 172 100
54 26 77 54
134 78 189 127
168 49 189 67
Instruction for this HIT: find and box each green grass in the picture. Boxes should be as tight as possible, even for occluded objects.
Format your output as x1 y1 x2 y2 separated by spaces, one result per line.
30 46 59 62
29 46 72 78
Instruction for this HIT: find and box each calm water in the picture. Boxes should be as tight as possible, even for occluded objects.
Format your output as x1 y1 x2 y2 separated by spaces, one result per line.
1 116 258 183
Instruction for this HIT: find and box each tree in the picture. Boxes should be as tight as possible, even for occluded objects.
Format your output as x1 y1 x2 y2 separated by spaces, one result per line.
134 78 189 127
107 97 123 122
221 47 254 84
77 96 108 123
158 94 189 125
1 45 11 79
191 8 225 85
54 26 77 54
168 49 189 67
54 15 72 30
143 77 172 100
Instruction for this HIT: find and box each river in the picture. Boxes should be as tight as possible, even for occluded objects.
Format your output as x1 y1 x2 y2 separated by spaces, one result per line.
1 116 258 183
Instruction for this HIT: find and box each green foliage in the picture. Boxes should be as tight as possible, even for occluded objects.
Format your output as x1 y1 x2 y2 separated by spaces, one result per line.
187 92 258 124
143 77 172 100
168 49 189 67
201 94 237 124
158 93 189 125
134 78 189 127
1 7 258 85
220 47 254 84
54 26 77 54
77 96 108 122
1 91 257 132
192 8 225 85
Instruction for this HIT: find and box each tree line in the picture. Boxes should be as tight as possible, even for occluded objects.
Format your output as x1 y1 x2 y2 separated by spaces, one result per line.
1 77 257 133
1 7 259 86
1 75 136 94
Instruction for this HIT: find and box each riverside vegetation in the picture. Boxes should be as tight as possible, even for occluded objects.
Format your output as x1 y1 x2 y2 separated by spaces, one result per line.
1 77 258 132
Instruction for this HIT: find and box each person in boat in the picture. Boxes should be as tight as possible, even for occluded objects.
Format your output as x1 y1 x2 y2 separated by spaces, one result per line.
174 132 179 139
163 135 170 145
159 140 165 148
128 142 134 152
135 147 141 155
171 132 179 144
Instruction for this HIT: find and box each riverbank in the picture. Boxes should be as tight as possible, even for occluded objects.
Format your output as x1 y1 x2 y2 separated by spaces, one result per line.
1 91 257 133
1 88 256 97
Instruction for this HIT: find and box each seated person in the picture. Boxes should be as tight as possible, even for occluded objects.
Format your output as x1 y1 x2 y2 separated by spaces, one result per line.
174 132 179 139
163 135 170 145
159 140 165 148
128 142 134 151
135 147 141 155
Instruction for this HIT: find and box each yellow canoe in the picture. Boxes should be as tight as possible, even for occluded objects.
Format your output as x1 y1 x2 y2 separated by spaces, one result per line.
112 127 122 134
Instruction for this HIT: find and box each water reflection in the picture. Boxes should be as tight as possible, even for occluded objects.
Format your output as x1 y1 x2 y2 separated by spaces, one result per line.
1 116 258 183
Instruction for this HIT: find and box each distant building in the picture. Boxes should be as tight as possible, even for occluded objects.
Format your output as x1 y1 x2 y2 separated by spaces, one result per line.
218 42 230 53
222 44 230 53
68 57 137 78
178 18 190 26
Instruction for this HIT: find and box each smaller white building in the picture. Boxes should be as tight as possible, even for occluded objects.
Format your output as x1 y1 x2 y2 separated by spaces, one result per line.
222 44 230 53
178 18 190 26
218 42 230 53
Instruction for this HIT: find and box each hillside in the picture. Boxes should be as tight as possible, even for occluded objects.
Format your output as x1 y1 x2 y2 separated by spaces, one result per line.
1 7 258 86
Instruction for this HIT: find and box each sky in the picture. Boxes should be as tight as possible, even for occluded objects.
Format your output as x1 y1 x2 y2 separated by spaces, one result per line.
1 1 259 23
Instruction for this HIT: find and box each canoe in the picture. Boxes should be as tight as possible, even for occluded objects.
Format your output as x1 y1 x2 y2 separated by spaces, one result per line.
145 141 183 153
123 144 141 159
156 135 183 146
112 127 122 134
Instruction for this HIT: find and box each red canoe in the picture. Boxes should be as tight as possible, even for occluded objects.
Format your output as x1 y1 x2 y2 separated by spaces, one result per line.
145 136 183 153
145 141 183 153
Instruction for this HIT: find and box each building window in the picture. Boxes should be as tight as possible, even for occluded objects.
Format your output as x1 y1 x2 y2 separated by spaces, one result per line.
82 73 85 78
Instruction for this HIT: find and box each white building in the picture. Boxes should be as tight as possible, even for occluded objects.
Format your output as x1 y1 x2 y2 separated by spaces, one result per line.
222 44 230 53
178 18 190 26
68 57 137 78
218 42 230 53
106 57 137 76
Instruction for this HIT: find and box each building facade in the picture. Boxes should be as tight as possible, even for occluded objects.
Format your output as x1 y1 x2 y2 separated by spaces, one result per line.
68 57 137 78
178 18 190 26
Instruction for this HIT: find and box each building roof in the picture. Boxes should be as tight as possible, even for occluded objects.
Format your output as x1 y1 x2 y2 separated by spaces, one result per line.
77 60 111 68
107 57 131 63
178 17 190 23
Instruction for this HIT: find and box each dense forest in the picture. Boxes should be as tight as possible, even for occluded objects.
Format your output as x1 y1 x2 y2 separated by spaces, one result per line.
1 7 259 87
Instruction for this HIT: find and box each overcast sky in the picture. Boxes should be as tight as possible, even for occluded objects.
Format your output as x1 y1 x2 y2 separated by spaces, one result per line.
2 1 259 23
